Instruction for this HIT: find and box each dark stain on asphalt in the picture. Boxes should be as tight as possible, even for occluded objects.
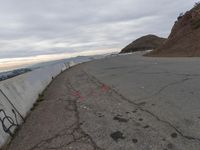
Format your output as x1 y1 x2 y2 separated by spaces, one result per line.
139 118 143 121
132 138 138 143
98 115 104 118
79 122 84 125
171 133 178 138
138 102 146 106
110 131 125 142
113 115 129 123
132 110 137 113
167 143 173 149
98 113 104 118
143 125 149 129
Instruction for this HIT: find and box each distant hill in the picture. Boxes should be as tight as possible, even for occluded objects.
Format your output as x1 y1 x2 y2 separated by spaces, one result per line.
120 35 166 54
147 3 200 57
0 68 32 81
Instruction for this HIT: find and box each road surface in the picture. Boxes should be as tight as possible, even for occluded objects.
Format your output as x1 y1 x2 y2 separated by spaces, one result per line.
6 53 200 150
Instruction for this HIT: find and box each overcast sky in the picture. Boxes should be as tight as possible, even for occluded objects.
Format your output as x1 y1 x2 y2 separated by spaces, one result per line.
0 0 197 59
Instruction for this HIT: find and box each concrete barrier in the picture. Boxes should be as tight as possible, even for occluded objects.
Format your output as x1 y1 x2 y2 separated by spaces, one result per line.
0 55 104 147
0 62 69 147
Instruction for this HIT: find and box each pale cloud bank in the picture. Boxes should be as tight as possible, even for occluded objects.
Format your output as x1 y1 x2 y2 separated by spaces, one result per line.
0 0 197 60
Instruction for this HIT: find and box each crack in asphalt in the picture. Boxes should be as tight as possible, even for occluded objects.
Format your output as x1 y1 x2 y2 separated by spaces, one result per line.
82 70 200 143
134 77 191 104
127 65 153 74
10 66 200 150
135 71 200 78
122 62 200 78
27 79 104 150
67 80 105 150
28 123 77 150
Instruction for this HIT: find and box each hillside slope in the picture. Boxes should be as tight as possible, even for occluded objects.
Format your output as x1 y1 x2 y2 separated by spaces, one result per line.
120 35 166 53
147 3 200 57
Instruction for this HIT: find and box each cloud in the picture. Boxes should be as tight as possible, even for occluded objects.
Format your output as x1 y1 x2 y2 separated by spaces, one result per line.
0 0 197 59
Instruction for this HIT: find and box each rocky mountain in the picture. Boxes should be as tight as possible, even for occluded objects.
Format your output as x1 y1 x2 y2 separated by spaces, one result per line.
120 34 166 53
147 2 200 57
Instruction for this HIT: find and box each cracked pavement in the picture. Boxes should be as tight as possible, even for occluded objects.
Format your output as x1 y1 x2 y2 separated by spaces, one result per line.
6 53 200 150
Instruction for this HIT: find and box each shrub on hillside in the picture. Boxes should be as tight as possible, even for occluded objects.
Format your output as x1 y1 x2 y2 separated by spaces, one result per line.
177 13 184 20
194 2 200 8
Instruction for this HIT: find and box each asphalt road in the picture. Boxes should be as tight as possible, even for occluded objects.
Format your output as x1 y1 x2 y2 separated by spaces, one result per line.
6 53 200 150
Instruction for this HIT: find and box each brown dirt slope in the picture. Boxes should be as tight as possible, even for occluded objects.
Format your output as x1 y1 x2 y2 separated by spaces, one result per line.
147 3 200 57
120 34 166 53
